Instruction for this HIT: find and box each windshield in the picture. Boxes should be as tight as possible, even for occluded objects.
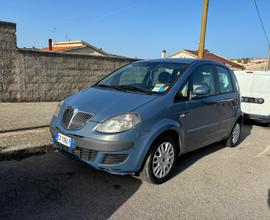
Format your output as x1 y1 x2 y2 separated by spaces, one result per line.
95 62 189 95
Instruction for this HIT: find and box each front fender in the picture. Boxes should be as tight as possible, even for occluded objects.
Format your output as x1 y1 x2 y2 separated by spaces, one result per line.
136 118 184 171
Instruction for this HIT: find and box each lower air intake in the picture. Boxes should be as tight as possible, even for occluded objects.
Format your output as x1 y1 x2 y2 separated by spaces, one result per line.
102 154 128 165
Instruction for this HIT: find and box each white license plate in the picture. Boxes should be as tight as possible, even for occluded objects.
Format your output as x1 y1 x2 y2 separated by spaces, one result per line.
55 132 74 148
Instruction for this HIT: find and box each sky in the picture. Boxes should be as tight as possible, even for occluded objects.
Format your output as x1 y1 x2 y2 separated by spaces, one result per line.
0 0 270 59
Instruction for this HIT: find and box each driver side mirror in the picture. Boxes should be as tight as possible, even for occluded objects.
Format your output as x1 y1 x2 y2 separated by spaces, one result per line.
191 85 210 98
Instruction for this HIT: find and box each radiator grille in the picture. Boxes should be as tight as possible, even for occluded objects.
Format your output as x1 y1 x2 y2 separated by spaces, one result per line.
102 154 128 165
62 107 92 130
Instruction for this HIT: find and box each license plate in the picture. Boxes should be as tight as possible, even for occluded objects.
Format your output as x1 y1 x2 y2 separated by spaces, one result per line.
55 132 74 148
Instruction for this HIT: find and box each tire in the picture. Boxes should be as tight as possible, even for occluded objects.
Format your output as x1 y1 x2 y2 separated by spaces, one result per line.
140 136 177 184
223 121 241 147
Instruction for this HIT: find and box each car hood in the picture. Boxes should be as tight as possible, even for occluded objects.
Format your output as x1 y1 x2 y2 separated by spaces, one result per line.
64 87 158 122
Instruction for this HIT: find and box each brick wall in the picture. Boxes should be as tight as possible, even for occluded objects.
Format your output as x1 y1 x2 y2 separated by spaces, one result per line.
0 21 137 102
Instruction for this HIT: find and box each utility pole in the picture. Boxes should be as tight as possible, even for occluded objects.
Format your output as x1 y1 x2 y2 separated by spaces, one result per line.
267 45 270 71
198 0 209 59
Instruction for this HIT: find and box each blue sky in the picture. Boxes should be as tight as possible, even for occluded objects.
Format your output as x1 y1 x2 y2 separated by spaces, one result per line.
1 0 269 59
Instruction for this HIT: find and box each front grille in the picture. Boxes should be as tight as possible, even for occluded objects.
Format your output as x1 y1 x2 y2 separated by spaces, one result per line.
62 107 74 128
62 107 92 130
57 143 97 162
102 154 128 165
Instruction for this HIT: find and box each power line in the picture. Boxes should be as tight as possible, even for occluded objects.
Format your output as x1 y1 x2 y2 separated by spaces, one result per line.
253 0 270 70
253 0 269 45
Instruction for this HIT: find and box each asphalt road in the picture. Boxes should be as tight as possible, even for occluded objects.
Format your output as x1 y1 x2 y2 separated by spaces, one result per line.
1 124 270 220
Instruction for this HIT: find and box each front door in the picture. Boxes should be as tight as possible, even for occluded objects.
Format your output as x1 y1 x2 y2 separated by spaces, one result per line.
174 64 223 151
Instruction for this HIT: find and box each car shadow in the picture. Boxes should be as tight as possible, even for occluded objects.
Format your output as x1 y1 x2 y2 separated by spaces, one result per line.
0 152 142 220
239 122 253 144
171 123 253 179
244 118 270 128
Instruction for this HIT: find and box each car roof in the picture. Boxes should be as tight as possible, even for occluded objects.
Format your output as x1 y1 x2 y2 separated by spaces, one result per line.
135 58 228 67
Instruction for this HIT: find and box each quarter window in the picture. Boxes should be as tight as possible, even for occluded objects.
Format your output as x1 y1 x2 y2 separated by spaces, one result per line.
216 66 233 93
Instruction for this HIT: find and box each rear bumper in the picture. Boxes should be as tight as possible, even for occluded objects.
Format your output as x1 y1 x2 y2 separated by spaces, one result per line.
244 113 270 123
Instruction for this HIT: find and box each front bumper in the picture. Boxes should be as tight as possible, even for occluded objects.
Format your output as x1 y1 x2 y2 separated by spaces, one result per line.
50 117 152 175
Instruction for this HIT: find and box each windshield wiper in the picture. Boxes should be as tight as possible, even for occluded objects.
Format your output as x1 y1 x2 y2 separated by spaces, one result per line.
95 84 152 95
117 85 152 95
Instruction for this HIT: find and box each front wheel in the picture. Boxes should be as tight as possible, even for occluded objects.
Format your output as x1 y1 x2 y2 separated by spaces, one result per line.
140 137 177 184
223 122 241 147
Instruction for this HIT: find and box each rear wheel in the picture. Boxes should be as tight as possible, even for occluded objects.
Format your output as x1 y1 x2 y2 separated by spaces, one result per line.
140 136 177 184
224 122 241 147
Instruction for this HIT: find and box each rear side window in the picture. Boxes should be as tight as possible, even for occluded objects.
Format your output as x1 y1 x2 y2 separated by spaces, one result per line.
231 71 240 92
216 66 233 93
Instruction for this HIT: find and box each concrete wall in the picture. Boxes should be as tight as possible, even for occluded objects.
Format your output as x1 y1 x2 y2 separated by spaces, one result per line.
0 21 137 102
0 21 18 101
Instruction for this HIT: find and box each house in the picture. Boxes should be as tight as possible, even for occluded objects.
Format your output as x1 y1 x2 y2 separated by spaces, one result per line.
167 49 244 70
231 58 269 71
41 40 112 56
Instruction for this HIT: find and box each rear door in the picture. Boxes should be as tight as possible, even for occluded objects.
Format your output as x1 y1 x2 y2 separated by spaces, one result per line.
214 65 239 137
174 64 224 151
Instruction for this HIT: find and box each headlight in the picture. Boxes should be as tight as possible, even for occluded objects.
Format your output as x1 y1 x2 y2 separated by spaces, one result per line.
53 100 64 117
96 113 141 133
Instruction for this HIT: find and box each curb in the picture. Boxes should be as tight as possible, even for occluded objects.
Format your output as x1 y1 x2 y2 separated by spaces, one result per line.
0 125 49 134
0 144 54 161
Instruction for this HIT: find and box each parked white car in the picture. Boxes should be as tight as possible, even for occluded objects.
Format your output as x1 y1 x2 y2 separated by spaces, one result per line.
234 71 270 124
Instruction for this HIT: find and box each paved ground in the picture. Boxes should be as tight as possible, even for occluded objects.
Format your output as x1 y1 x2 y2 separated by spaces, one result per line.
1 124 270 220
0 102 58 132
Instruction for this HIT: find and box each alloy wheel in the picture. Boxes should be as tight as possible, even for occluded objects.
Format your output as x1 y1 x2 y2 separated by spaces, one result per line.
152 142 175 179
232 123 241 144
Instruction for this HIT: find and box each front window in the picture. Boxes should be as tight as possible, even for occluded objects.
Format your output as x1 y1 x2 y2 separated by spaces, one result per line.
95 62 189 95
175 64 216 101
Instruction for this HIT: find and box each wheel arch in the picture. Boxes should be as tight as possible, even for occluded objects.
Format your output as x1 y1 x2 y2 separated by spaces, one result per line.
136 128 182 174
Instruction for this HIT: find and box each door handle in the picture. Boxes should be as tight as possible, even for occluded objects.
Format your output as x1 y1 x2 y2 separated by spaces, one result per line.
179 112 188 118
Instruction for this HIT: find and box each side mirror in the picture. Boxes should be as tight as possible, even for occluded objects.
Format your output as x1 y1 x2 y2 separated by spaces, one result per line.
192 85 210 98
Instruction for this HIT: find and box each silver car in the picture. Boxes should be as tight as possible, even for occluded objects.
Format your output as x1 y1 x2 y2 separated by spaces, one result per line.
50 59 242 184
